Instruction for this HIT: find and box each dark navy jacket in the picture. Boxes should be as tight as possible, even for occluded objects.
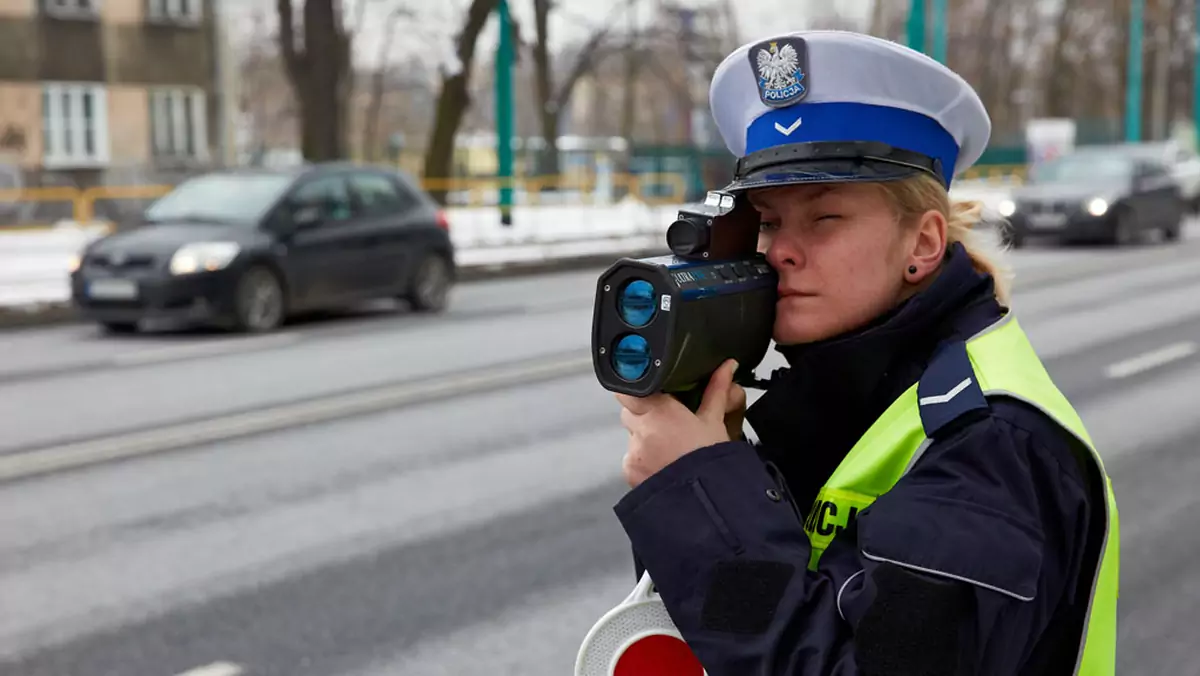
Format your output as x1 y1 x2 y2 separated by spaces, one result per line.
615 244 1106 675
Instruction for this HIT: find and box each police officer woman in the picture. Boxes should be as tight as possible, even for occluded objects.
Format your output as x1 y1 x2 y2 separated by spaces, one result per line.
613 31 1119 675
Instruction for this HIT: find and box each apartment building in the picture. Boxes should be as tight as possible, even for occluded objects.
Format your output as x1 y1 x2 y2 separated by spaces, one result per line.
0 0 236 191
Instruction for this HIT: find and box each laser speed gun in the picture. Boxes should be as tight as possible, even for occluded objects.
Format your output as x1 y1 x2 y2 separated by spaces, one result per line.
590 190 779 409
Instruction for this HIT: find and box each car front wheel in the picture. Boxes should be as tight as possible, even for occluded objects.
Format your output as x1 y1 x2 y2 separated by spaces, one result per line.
232 265 286 332
1110 208 1138 246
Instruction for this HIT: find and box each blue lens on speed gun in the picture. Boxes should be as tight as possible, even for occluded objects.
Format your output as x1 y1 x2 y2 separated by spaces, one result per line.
591 190 777 403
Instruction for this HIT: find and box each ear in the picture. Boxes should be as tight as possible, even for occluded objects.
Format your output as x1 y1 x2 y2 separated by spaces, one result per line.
905 209 948 283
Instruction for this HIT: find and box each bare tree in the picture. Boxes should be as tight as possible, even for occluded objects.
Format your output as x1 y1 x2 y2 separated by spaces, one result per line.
240 8 290 159
867 0 906 43
276 0 353 161
619 21 641 173
809 8 863 30
422 0 502 204
530 0 629 183
362 6 416 160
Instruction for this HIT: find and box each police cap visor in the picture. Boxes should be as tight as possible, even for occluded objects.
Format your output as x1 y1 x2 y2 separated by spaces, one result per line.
724 140 947 193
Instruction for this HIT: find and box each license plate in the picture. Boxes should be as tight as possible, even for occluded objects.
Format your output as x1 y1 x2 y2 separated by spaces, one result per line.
1029 212 1068 229
88 278 138 300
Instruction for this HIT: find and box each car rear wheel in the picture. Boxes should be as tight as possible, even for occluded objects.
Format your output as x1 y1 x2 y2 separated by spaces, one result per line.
406 254 452 313
232 265 286 332
1163 203 1184 242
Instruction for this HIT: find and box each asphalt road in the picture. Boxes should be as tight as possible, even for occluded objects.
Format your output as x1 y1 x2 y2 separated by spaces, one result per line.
1 229 1199 676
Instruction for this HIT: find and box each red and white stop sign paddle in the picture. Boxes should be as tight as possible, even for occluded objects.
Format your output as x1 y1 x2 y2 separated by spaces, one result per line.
575 571 708 676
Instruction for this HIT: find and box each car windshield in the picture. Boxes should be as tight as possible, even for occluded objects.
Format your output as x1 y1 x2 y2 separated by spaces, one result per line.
1031 153 1134 183
143 174 294 225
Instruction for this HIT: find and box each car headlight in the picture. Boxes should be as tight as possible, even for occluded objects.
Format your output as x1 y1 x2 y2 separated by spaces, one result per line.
1087 198 1109 217
169 242 241 275
997 199 1016 217
67 253 81 273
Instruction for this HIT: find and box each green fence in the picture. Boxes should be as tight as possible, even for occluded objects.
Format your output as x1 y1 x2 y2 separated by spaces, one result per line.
630 145 736 201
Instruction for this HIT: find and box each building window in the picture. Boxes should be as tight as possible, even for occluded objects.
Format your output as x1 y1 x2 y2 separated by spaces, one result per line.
147 0 203 24
43 0 100 19
151 89 208 160
42 83 110 167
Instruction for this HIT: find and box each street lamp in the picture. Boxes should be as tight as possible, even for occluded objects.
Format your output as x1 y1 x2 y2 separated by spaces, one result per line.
906 0 926 54
1194 0 1200 146
495 0 515 225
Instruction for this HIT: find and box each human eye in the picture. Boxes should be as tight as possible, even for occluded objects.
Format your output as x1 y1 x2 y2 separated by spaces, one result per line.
814 213 843 222
759 220 780 232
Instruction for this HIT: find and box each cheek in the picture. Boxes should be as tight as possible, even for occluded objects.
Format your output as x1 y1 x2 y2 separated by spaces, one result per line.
774 225 904 342
838 241 900 301
809 227 892 293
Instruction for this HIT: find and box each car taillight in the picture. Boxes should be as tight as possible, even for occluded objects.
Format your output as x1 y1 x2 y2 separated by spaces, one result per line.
435 210 450 231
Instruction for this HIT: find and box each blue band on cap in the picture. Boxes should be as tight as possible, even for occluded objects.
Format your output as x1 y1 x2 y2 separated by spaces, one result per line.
745 102 960 186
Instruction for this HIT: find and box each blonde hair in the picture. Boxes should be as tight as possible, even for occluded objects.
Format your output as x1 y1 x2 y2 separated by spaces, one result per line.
876 174 1014 307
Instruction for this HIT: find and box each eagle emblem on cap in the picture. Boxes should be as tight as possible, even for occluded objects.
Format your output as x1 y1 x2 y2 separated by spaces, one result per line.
751 38 807 107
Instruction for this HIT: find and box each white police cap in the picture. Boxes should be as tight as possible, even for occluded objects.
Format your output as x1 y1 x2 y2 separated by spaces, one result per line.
710 30 990 191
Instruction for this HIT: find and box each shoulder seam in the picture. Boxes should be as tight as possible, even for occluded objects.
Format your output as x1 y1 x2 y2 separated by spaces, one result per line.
987 402 1091 494
914 401 1090 495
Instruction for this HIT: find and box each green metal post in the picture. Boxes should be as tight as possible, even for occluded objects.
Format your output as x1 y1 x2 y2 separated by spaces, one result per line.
906 0 927 54
1126 0 1145 142
1194 0 1200 148
931 0 947 63
495 0 515 225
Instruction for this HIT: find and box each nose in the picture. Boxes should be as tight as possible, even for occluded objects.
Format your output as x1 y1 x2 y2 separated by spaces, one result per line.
764 232 802 270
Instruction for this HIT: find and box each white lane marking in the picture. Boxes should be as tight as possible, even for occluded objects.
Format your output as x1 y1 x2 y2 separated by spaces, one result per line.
1105 341 1198 379
174 662 244 676
112 333 300 367
0 353 593 482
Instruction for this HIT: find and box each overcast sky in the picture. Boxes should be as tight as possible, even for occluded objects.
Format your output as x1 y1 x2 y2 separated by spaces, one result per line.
224 0 875 69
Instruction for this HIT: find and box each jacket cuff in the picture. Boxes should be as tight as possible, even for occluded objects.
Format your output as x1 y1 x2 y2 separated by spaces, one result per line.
615 441 749 515
614 440 810 570
612 441 813 631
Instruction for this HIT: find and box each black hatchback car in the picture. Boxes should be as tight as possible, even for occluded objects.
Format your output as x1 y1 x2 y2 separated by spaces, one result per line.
998 147 1185 247
70 163 456 333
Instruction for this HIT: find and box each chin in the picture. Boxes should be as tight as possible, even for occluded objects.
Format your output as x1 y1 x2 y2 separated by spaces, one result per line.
772 304 849 345
772 321 840 343
773 317 842 345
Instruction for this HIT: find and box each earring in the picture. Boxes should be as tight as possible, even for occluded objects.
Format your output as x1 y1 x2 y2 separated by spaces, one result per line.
908 265 918 275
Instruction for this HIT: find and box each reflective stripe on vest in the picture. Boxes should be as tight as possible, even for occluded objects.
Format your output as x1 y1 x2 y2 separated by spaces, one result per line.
802 314 1119 676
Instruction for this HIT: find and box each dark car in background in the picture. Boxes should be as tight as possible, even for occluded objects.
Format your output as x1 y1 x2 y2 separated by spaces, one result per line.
997 147 1185 247
70 163 456 334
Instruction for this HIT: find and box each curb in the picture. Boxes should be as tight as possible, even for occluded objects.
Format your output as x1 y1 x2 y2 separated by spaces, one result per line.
0 248 668 332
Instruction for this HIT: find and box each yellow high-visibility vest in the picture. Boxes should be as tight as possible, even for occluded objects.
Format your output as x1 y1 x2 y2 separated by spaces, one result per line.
802 314 1118 675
